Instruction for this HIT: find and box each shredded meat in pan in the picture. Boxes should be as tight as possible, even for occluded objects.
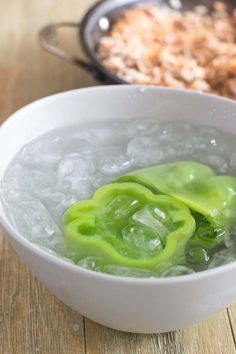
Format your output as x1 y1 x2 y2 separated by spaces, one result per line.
97 1 236 99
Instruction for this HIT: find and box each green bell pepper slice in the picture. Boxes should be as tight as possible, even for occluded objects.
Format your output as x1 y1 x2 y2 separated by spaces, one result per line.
117 161 236 250
117 161 236 228
63 182 195 270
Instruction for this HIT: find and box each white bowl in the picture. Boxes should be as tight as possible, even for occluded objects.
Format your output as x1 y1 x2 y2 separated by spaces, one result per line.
1 86 236 334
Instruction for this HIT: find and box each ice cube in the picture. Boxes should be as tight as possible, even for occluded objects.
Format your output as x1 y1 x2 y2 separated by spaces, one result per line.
66 138 92 155
104 196 140 220
158 142 194 163
127 136 164 166
229 151 236 172
77 257 157 277
158 121 194 143
32 189 75 222
0 174 26 205
225 227 236 248
71 180 93 200
20 136 62 167
90 173 114 189
121 224 163 253
1 164 25 193
99 151 134 175
3 165 56 194
132 205 170 244
8 198 63 247
58 153 94 184
103 264 157 278
27 170 56 192
161 265 195 277
53 193 79 221
0 187 21 206
193 126 229 155
195 153 228 174
75 126 125 148
132 119 161 136
34 189 66 206
77 257 105 272
208 249 236 269
186 247 210 265
38 245 75 264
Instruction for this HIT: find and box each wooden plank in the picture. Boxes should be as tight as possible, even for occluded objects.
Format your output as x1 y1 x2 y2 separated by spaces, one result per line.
228 305 236 349
84 310 236 354
0 229 85 354
181 311 236 354
0 0 97 124
84 318 183 354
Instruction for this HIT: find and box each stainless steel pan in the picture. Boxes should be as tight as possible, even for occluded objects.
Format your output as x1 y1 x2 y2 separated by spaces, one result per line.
39 0 235 83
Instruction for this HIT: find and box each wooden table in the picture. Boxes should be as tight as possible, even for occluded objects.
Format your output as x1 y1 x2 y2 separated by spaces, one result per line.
0 1 236 353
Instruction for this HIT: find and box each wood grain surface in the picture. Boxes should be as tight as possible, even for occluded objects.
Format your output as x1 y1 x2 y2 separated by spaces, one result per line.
0 1 236 353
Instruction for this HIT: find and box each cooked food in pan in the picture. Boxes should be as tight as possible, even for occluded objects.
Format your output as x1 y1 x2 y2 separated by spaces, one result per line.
97 1 236 99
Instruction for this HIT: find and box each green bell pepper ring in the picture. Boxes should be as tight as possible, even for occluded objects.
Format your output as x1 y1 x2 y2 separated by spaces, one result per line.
117 161 236 228
64 183 195 269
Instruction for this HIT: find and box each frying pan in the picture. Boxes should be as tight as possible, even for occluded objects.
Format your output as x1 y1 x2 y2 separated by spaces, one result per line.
39 0 235 83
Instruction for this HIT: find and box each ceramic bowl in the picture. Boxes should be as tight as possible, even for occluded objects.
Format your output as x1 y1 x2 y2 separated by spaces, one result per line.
0 86 236 333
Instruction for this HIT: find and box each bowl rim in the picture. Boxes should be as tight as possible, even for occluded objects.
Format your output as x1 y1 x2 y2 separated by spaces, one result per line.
1 85 236 284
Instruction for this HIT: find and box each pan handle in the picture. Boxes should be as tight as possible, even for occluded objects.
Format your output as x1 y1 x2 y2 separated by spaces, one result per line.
39 22 103 78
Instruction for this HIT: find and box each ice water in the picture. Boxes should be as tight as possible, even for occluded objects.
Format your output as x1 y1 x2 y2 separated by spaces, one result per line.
1 119 236 277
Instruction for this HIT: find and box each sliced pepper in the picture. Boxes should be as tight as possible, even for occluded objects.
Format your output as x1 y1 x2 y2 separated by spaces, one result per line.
117 161 236 250
64 183 195 270
117 161 236 228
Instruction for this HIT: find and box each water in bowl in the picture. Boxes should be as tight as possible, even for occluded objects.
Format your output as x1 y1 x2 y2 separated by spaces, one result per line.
1 119 236 277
